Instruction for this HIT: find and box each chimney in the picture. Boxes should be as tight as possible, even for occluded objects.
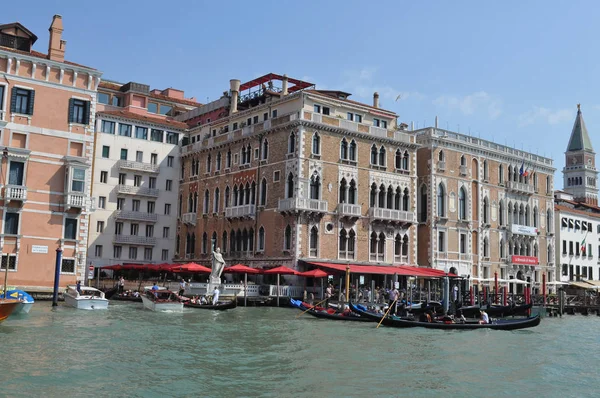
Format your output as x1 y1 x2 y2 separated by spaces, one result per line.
282 74 289 96
48 15 66 63
373 92 380 108
229 79 241 115
435 116 439 128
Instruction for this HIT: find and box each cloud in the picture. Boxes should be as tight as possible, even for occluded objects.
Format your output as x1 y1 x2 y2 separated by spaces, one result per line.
517 106 572 127
433 91 503 120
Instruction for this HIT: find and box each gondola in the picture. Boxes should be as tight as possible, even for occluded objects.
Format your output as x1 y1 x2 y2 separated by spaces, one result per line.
457 303 532 318
349 302 415 326
183 300 237 311
377 314 541 330
111 294 142 303
303 308 374 322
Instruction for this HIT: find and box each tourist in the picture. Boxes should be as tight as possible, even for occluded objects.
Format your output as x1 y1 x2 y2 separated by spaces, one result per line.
119 276 125 294
200 296 208 305
151 282 159 291
479 310 489 324
133 291 140 298
374 287 380 304
212 287 220 305
364 287 371 303
325 285 332 306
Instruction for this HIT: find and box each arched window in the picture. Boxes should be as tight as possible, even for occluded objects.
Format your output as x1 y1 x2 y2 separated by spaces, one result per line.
547 209 553 233
513 202 518 224
309 226 318 257
525 205 530 226
207 154 212 173
258 227 265 251
348 180 357 204
460 155 466 167
458 187 467 220
370 183 377 207
437 183 446 217
533 243 538 258
214 187 220 213
233 185 239 206
394 187 401 210
212 231 217 250
508 165 512 183
377 232 386 262
547 243 552 262
216 152 222 171
339 229 347 258
188 193 193 212
438 150 444 162
248 228 254 252
244 183 250 205
395 149 402 169
190 233 196 256
386 186 394 210
348 230 356 258
394 234 402 262
483 196 489 224
251 181 256 205
312 133 320 155
224 186 230 208
222 231 228 253
340 138 348 160
260 178 267 206
378 184 386 208
403 188 410 211
236 229 242 252
191 159 196 176
402 235 409 261
339 178 347 203
202 232 208 254
203 190 209 214
178 194 183 217
500 238 505 259
176 234 180 255
402 151 409 170
533 206 538 228
230 230 236 252
186 233 191 254
370 232 378 261
193 192 198 212
419 184 427 222
262 139 269 160
483 160 489 180
499 200 505 226
499 164 504 184
310 175 321 200
378 146 386 166
483 237 489 258
288 132 296 154
242 229 248 252
519 204 525 225
349 140 357 161
226 149 232 168
286 173 294 198
284 225 292 250
370 145 378 165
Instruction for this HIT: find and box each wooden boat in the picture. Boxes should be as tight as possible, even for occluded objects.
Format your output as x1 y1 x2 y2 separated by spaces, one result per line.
377 314 541 330
304 308 374 322
183 300 237 311
141 289 183 312
64 286 109 310
0 290 34 314
349 302 418 326
111 294 142 303
0 299 20 323
458 303 532 318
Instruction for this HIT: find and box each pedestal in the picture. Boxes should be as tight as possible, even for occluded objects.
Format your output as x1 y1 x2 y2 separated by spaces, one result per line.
207 276 222 294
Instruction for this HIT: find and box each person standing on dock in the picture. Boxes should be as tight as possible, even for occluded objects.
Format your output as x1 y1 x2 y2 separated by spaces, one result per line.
179 279 186 296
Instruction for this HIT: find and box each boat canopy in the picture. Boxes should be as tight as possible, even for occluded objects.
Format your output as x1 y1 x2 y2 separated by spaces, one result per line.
306 262 457 277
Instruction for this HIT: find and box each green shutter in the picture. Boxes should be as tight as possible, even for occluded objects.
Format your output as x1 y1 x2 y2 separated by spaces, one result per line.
10 87 17 113
83 101 90 125
27 90 35 115
68 98 74 123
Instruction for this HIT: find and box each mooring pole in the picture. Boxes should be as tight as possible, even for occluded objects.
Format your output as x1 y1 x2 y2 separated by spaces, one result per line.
52 248 63 306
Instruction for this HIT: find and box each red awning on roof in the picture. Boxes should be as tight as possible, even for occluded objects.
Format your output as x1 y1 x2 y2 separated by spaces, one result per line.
306 262 455 278
239 73 313 93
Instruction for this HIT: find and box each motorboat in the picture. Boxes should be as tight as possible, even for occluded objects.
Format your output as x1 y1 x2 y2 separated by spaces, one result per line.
0 299 19 323
64 285 109 310
141 289 183 312
0 290 34 314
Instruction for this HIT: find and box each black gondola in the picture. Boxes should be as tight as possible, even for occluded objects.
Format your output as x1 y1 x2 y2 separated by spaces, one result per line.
183 300 237 311
458 303 532 318
374 314 541 330
303 308 374 322
349 302 414 326
111 295 142 303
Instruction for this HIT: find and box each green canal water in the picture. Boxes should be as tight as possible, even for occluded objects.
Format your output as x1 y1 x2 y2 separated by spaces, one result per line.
0 302 596 398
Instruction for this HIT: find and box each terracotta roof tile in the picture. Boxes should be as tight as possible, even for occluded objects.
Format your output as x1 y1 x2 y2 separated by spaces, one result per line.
98 81 201 107
97 110 188 130
0 46 96 70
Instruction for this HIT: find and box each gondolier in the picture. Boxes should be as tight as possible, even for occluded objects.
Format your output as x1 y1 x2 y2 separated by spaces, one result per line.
388 286 399 315
179 279 187 296
212 286 220 305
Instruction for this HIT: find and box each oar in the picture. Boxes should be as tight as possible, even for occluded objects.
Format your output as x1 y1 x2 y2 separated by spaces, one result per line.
377 298 398 329
296 297 329 318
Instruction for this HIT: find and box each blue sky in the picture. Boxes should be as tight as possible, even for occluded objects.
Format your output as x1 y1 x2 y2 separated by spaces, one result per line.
3 1 599 182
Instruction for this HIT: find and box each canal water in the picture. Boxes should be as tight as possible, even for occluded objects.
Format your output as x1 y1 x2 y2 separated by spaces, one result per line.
0 302 596 398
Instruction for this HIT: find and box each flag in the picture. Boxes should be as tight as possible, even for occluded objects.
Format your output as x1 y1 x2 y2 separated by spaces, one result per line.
519 161 524 176
523 165 529 177
581 232 588 254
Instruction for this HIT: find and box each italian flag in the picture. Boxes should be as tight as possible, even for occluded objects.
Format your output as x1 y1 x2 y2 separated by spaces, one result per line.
581 236 587 254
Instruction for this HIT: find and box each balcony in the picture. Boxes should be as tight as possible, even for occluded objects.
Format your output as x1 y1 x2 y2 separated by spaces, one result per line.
505 180 534 195
4 185 27 203
113 235 156 246
182 212 197 225
117 160 159 173
306 112 389 138
225 204 256 219
117 185 159 197
65 192 86 211
337 203 362 218
278 197 328 214
369 207 416 224
115 210 158 223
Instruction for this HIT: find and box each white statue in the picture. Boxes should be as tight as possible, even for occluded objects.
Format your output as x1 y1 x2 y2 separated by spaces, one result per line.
211 247 226 282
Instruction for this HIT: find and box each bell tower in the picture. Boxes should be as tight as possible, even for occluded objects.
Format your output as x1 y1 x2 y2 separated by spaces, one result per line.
563 104 598 205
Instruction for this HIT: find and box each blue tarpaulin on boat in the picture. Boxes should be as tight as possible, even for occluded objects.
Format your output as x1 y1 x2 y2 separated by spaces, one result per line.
0 290 34 303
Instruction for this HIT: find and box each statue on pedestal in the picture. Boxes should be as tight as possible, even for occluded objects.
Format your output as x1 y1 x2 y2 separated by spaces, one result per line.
210 242 225 285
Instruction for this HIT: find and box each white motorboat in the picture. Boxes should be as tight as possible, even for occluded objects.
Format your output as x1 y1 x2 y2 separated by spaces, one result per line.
141 289 183 312
64 285 109 310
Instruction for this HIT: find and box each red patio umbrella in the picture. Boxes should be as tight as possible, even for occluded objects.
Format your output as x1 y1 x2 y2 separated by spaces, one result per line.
122 263 145 271
224 264 262 307
173 263 212 273
298 269 329 302
264 266 298 306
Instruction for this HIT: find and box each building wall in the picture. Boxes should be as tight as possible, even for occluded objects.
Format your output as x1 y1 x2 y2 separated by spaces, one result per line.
555 209 600 282
0 50 101 290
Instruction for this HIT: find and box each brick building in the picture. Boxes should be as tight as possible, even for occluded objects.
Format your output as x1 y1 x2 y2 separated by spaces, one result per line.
414 126 556 291
176 74 419 275
0 16 102 290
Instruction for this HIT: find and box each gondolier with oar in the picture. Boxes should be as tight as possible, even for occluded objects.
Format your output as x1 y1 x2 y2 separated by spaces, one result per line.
388 286 400 316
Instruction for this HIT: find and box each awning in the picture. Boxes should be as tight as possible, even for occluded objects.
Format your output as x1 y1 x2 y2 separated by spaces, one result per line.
306 262 456 277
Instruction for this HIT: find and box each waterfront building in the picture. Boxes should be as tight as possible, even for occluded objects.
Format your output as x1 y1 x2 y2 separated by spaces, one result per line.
0 16 102 291
87 81 199 267
176 74 419 275
555 105 600 283
413 125 556 293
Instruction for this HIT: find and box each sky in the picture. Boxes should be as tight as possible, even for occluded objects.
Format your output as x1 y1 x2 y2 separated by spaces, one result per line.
3 0 599 183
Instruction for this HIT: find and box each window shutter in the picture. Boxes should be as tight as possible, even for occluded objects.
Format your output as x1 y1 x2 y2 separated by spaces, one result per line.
84 101 90 125
10 87 17 113
27 90 35 115
68 98 74 123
